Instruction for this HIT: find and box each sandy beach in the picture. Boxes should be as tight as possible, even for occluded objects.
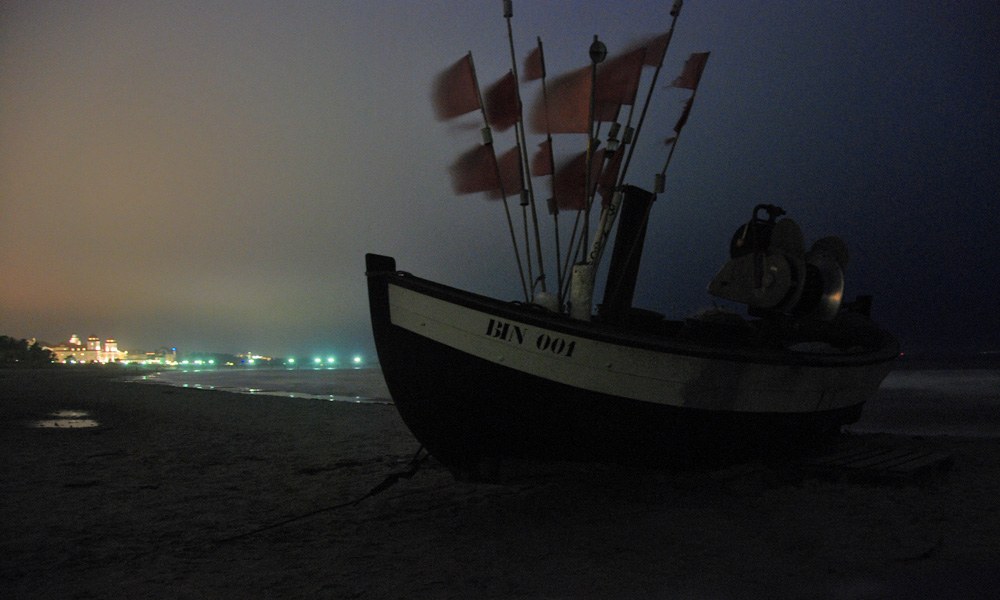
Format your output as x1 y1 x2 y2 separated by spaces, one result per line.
2 368 998 599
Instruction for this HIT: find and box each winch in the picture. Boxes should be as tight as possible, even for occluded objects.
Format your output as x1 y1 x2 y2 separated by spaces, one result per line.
708 204 848 321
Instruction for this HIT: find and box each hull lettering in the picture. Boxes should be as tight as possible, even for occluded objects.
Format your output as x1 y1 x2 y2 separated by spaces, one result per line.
486 318 527 345
486 318 577 358
536 333 577 358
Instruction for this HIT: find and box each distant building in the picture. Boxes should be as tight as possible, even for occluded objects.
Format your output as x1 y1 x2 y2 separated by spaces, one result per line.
129 347 178 365
46 333 127 363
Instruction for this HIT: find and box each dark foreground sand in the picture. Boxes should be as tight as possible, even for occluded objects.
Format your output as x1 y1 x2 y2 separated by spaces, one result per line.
2 369 998 599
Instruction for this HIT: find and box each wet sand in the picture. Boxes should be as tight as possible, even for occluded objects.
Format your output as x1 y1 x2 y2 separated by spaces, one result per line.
2 368 998 599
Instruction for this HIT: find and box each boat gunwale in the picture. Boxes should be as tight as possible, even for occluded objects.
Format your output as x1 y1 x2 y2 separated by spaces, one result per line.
367 260 899 369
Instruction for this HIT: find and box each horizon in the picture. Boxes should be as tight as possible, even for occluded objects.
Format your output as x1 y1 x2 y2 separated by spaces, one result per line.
8 329 998 364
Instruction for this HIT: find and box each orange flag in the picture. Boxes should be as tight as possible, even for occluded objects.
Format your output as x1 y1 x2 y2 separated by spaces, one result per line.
486 146 524 199
529 47 647 134
484 72 521 131
531 140 553 177
529 66 591 133
432 55 481 120
596 47 646 108
449 145 498 194
672 52 710 90
523 44 545 81
553 147 605 210
450 145 523 198
643 32 671 68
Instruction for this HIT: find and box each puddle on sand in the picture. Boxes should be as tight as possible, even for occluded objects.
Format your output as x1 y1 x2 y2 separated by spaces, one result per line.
31 410 100 428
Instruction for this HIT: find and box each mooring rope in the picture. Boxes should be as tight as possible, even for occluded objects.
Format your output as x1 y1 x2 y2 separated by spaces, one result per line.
215 446 429 544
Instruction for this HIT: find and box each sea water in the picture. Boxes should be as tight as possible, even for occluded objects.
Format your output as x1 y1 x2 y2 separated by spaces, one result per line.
138 359 999 437
848 366 1000 438
138 367 392 404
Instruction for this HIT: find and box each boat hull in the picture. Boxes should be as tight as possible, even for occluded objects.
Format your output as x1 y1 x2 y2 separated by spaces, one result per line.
366 254 897 475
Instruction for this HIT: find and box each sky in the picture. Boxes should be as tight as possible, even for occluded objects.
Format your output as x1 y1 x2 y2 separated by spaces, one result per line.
2 0 998 358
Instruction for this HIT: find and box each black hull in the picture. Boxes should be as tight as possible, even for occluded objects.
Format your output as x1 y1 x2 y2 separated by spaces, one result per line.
366 254 896 476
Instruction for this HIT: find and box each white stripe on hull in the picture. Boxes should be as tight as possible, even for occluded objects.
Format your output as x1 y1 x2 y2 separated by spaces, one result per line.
387 283 888 413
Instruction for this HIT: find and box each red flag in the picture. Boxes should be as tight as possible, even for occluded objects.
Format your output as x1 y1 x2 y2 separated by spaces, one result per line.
672 52 710 90
673 97 693 133
484 72 520 131
486 146 523 199
530 47 646 134
597 149 624 205
553 147 605 210
593 99 623 123
523 43 545 81
529 65 591 133
596 47 646 108
643 32 671 67
432 54 481 120
449 145 498 194
591 48 646 122
531 139 553 176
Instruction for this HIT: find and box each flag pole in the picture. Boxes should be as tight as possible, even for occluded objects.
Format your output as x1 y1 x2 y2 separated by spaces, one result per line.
536 39 565 305
558 205 584 306
503 0 548 298
562 37 607 321
617 0 683 186
546 47 608 315
514 118 535 294
469 51 530 302
560 120 609 303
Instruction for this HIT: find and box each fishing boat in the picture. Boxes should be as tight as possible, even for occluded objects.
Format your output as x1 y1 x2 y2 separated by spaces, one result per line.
365 1 897 478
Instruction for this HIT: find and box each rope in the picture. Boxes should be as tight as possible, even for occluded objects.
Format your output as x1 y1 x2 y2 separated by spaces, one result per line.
215 446 429 544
